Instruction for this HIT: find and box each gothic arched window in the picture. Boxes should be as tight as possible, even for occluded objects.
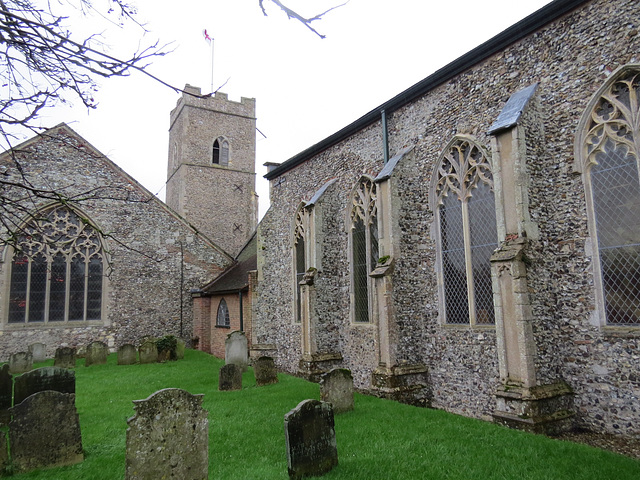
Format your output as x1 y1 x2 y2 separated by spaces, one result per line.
293 205 306 324
216 298 230 327
577 66 640 325
350 177 379 324
433 137 498 325
212 138 229 166
7 205 105 324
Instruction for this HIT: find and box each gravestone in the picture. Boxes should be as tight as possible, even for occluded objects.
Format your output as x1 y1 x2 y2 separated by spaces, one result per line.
139 340 158 364
320 368 354 414
28 343 47 363
254 356 278 386
118 344 138 365
85 341 109 366
176 338 186 360
156 335 178 362
54 347 77 369
13 367 76 405
225 331 248 372
219 364 242 391
0 364 12 424
9 352 32 374
284 399 338 480
9 391 83 472
125 388 208 480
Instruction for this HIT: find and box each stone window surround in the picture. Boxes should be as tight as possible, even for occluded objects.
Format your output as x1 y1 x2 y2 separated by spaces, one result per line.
0 204 109 329
292 203 308 325
430 135 498 328
574 63 640 330
347 175 379 326
212 136 231 166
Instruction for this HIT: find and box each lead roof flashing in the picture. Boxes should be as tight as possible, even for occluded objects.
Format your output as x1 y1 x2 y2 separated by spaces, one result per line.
264 0 588 181
488 83 539 134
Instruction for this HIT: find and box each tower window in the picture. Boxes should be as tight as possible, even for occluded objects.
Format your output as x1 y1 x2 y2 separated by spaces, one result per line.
212 138 229 166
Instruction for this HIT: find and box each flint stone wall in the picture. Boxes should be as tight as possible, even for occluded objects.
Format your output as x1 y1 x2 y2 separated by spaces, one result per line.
0 126 231 359
255 0 640 436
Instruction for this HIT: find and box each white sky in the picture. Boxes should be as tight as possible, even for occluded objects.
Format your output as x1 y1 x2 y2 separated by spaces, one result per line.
36 0 554 219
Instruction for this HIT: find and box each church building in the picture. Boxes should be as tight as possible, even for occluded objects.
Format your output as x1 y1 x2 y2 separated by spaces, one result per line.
252 0 640 437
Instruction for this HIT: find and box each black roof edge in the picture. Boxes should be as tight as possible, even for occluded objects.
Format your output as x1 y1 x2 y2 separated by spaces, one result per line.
264 0 588 181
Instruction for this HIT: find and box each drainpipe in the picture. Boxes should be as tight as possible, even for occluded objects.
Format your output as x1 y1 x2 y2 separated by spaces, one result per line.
381 109 389 164
239 290 244 332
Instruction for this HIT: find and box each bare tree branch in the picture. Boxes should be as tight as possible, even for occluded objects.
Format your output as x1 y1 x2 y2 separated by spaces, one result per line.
258 0 347 39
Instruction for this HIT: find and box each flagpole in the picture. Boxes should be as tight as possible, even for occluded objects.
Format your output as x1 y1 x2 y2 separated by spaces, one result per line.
210 37 214 93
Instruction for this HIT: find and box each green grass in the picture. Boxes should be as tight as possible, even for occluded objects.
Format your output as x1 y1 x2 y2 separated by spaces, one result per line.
7 350 640 479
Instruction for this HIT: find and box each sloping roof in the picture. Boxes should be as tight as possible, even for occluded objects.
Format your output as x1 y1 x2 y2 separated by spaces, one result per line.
201 232 257 294
264 0 588 180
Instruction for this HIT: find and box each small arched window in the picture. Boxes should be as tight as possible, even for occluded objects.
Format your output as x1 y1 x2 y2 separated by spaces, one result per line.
212 138 229 166
433 137 498 325
350 177 379 323
7 205 105 324
577 66 640 325
216 298 230 327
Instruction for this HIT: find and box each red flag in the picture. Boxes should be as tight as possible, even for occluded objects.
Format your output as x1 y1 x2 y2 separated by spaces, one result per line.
203 29 212 44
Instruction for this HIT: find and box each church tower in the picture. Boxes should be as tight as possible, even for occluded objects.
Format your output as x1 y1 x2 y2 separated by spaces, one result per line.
166 85 258 256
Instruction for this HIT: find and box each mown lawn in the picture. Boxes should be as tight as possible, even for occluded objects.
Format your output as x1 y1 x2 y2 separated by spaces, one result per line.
6 349 640 479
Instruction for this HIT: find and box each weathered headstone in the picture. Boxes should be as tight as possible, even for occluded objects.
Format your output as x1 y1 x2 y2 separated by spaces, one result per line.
320 368 354 414
125 388 208 480
225 331 249 372
9 391 83 472
28 343 47 363
176 338 186 360
54 347 77 369
139 340 158 364
9 352 32 374
0 364 12 424
85 341 109 366
219 363 242 391
254 356 279 386
118 344 138 365
13 367 76 406
284 399 338 480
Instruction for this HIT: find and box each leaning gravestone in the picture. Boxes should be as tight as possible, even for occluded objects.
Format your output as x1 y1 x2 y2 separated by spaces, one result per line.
28 343 47 363
284 399 338 480
118 344 138 365
13 367 76 405
219 364 242 391
9 352 32 374
320 368 354 414
85 341 109 366
139 340 158 364
254 356 278 387
225 331 248 372
9 391 83 472
0 364 12 424
125 388 208 480
54 347 77 369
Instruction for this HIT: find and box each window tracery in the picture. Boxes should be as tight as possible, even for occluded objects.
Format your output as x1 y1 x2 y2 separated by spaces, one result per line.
7 205 105 324
293 206 306 324
434 138 497 325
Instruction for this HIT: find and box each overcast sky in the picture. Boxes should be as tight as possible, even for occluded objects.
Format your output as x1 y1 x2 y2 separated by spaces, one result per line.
36 0 554 218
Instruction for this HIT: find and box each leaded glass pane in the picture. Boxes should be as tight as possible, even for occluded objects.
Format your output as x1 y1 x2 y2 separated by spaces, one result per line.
8 256 28 323
440 192 469 324
87 257 103 320
353 217 369 323
217 299 230 327
68 256 85 321
468 181 498 324
370 214 379 271
49 253 67 321
591 140 640 324
295 236 305 323
28 255 47 323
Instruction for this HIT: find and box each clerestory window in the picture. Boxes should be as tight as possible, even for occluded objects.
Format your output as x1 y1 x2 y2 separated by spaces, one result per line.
7 205 105 324
350 177 379 324
433 137 498 325
212 138 229 166
578 67 640 325
216 298 230 327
